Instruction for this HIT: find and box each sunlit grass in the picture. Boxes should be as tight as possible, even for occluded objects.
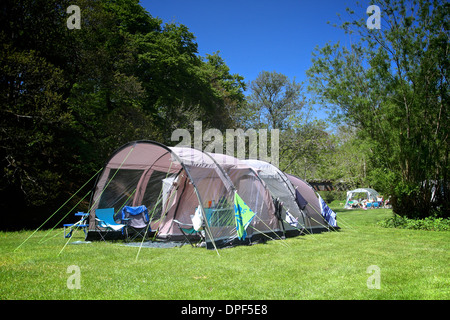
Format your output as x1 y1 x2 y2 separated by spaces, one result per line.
1 206 449 299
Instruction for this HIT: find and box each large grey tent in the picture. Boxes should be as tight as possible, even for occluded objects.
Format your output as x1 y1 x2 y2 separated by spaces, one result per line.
87 141 281 248
86 140 336 249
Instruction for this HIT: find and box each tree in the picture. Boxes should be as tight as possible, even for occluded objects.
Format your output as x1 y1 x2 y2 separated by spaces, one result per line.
0 0 76 199
316 126 374 188
0 0 247 229
307 0 449 218
201 52 247 130
244 71 304 167
244 71 338 177
246 71 305 130
280 120 335 180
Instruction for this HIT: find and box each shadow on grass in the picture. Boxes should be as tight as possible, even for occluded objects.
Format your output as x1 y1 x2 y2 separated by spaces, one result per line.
333 208 351 213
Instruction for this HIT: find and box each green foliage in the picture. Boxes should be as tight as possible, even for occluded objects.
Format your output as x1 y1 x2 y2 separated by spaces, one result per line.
313 126 372 186
0 43 73 206
246 71 305 130
307 0 449 218
280 120 335 179
317 191 346 203
0 0 246 229
379 214 450 232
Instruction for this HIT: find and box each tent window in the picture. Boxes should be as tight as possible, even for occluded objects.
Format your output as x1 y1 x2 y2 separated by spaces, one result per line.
98 169 143 213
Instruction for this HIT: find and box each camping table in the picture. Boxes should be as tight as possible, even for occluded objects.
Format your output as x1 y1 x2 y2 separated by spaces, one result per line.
64 212 89 238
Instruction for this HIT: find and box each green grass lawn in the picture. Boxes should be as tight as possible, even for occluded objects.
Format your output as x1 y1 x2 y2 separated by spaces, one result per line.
1 206 449 300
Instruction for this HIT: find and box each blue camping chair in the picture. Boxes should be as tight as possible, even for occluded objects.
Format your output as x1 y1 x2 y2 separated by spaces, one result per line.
120 205 150 241
95 208 126 240
366 202 372 209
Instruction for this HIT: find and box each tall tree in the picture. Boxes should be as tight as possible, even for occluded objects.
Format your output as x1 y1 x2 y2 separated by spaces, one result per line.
246 71 305 130
280 120 335 180
1 0 76 202
307 0 449 218
0 0 246 229
245 70 337 174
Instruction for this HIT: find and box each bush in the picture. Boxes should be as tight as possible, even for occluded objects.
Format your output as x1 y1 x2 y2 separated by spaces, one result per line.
379 214 450 231
389 181 450 219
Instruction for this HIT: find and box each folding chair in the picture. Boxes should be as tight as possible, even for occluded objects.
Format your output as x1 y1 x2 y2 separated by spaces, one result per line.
120 205 150 242
95 208 126 240
173 219 205 247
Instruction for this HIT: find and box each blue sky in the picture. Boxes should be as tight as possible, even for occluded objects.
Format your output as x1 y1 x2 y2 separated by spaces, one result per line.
140 0 371 119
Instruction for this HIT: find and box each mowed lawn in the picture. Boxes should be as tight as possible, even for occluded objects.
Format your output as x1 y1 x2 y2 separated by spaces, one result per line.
1 207 449 300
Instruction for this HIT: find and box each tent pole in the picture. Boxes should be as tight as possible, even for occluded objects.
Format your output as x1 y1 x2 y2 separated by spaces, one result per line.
88 145 136 213
168 151 223 256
